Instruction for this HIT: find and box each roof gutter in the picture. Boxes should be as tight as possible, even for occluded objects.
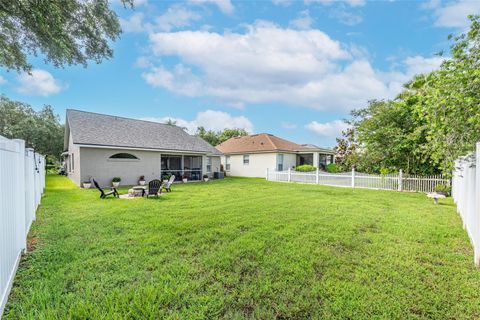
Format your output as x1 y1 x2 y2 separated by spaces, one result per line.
75 143 215 155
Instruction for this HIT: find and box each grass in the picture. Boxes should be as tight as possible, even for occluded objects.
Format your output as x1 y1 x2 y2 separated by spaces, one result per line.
4 175 480 319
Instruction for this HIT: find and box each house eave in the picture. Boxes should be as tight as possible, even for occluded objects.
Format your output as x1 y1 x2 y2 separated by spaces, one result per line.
75 143 216 155
220 149 335 155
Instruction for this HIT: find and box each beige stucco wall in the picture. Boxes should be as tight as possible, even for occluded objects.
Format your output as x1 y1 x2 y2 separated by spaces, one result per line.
66 131 81 186
76 147 222 186
79 147 162 187
223 153 277 178
283 153 296 170
221 151 336 178
207 156 222 178
201 155 221 178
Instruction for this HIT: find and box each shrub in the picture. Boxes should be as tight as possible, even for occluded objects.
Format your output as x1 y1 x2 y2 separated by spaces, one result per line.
325 163 340 173
435 184 451 196
295 164 317 172
203 174 208 179
112 177 121 182
139 175 145 181
162 175 169 181
379 167 397 175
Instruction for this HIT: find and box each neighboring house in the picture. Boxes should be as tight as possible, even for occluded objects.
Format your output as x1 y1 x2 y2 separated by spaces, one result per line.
63 109 222 187
216 133 335 178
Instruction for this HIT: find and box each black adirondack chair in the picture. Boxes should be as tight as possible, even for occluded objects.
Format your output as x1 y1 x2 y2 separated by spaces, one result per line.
93 179 119 199
145 179 162 198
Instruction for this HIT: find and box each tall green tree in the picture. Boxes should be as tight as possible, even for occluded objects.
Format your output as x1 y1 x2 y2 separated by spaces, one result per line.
196 127 248 146
407 15 480 172
0 96 64 159
336 15 480 174
0 0 132 72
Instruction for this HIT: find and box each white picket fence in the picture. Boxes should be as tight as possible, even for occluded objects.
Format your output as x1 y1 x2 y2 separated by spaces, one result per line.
452 142 480 266
266 168 450 193
0 136 45 316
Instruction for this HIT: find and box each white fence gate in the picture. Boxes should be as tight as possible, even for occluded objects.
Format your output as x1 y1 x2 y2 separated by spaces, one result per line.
266 168 450 193
452 142 480 266
0 136 45 316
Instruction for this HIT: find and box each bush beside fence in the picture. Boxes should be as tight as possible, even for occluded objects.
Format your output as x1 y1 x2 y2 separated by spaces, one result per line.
266 167 450 193
0 135 45 316
452 142 480 266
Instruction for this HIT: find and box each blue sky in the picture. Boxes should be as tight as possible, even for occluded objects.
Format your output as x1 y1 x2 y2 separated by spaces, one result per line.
1 0 479 147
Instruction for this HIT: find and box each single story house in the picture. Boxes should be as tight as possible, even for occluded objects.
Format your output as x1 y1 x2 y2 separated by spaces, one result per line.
63 109 222 187
216 133 335 178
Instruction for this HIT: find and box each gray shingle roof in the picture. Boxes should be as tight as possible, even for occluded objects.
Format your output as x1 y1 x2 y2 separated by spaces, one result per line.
66 109 222 155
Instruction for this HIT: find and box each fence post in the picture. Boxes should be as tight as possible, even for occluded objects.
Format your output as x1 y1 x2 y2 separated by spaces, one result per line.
288 168 291 182
266 168 269 181
398 169 403 192
316 168 319 184
351 167 355 188
13 140 27 252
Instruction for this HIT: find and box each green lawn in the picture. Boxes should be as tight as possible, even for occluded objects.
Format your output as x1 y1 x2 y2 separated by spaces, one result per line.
4 175 480 319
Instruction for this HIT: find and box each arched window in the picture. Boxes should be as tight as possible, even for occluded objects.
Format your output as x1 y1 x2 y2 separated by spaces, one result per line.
109 153 139 160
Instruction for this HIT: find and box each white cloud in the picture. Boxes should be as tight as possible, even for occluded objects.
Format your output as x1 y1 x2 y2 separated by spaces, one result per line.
16 69 63 96
112 0 148 7
272 0 292 6
426 0 480 28
120 12 146 33
330 8 363 25
120 6 201 33
133 0 148 6
306 120 349 138
403 55 445 76
135 56 153 68
142 23 444 112
289 10 314 30
0 75 6 85
188 0 234 14
141 109 253 134
306 0 366 7
281 122 297 129
156 6 201 31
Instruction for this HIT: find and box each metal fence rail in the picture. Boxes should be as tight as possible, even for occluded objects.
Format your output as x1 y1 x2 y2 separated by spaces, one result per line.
452 142 480 266
266 168 450 193
0 136 45 316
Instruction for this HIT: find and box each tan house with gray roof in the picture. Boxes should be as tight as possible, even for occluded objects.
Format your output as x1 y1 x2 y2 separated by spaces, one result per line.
216 133 335 178
64 109 222 187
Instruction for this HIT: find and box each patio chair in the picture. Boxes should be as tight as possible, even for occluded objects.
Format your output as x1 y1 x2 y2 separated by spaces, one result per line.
93 179 119 199
145 179 162 198
162 175 175 192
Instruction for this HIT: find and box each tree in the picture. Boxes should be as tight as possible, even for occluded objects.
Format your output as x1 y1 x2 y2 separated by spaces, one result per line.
164 118 177 126
0 96 64 159
336 15 480 174
406 15 480 173
0 0 133 72
196 127 248 146
334 127 359 171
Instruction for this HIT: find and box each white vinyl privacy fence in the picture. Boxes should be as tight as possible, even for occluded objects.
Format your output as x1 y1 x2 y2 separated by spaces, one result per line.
0 136 45 316
266 168 450 193
452 142 480 266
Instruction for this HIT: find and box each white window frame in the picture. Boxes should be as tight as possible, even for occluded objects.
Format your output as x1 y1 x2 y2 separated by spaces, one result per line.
206 156 212 173
225 156 230 171
243 154 249 165
277 154 284 171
